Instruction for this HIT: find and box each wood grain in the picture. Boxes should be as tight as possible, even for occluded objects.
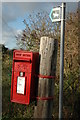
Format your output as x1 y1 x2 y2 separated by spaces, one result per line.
34 37 58 119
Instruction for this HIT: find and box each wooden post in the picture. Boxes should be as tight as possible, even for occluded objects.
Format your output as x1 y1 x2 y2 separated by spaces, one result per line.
34 37 58 119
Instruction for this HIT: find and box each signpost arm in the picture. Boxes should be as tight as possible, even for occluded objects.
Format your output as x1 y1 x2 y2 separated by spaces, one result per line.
59 3 66 120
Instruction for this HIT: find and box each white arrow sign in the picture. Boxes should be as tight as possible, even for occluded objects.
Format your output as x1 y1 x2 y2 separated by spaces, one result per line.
49 7 61 22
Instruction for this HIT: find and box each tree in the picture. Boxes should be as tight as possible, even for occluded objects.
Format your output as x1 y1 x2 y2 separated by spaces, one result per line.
16 11 60 51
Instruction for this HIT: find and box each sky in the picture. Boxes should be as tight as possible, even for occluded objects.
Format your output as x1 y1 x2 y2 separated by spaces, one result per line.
1 2 78 49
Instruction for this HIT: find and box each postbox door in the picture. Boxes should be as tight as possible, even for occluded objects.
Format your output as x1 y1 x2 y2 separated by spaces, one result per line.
12 61 32 104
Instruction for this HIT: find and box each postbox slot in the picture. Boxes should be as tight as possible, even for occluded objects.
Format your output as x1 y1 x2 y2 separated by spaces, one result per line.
13 58 32 62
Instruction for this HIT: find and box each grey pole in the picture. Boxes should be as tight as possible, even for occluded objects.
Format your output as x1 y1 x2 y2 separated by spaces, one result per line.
59 3 66 120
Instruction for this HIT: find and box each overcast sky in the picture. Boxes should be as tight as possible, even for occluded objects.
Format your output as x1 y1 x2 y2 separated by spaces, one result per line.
2 2 78 49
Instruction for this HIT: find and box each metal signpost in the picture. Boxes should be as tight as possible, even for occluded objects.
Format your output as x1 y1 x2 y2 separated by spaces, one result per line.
49 3 66 120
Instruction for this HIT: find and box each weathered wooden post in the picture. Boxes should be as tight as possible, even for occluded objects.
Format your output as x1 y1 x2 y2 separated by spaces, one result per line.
34 37 58 119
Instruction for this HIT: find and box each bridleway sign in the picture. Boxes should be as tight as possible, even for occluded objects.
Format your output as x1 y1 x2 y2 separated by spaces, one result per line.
49 7 61 22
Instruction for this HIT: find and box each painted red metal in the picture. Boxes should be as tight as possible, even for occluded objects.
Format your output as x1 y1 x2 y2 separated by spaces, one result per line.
11 50 39 105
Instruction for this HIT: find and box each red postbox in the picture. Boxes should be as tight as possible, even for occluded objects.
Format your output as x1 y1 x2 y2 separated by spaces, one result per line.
11 50 39 105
